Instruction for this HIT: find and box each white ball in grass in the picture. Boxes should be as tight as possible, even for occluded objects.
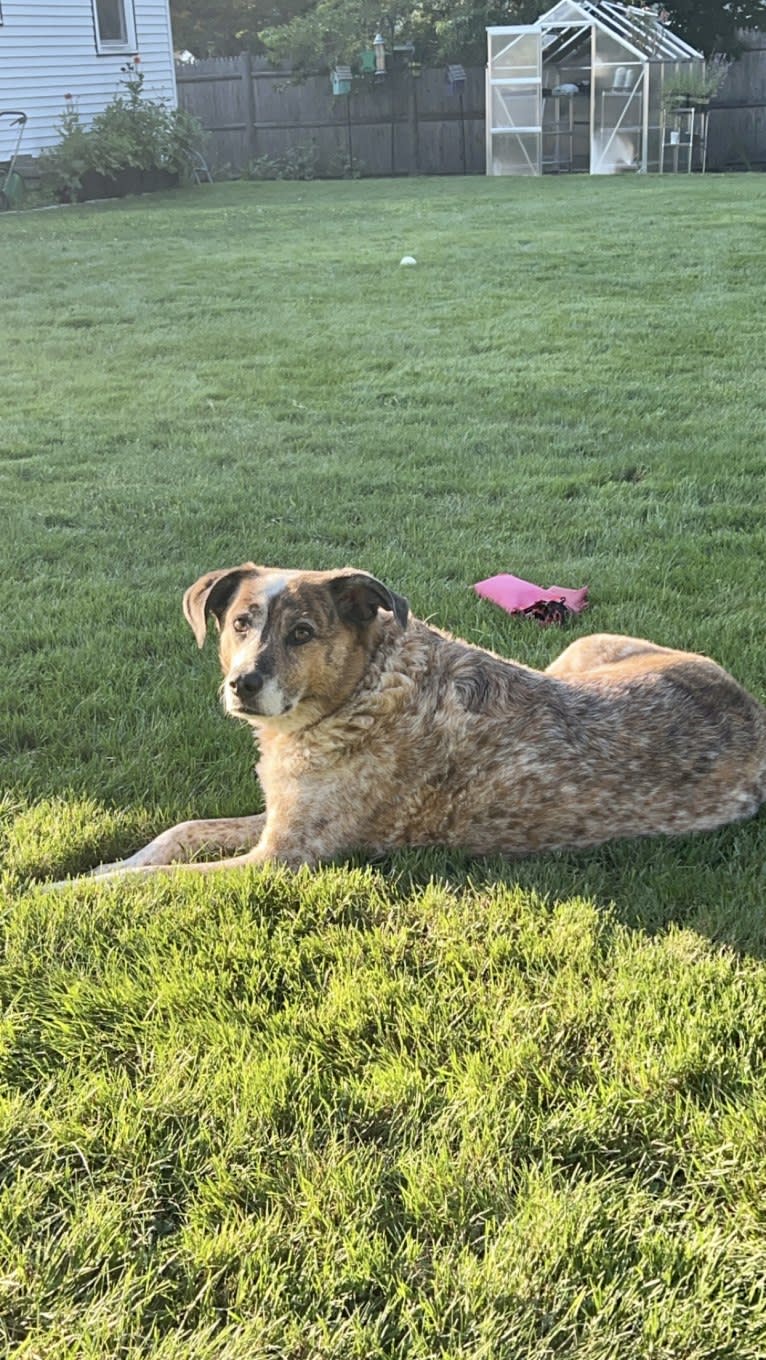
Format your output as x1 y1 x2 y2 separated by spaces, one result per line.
400 255 417 266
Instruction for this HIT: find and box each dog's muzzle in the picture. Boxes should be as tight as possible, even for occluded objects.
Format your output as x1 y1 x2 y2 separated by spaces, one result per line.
229 670 263 707
227 668 289 718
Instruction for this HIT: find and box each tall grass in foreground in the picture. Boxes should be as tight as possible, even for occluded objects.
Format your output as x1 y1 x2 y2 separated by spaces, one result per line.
1 176 766 1356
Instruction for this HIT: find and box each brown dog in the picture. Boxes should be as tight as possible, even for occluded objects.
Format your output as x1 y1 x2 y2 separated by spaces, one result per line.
82 563 766 883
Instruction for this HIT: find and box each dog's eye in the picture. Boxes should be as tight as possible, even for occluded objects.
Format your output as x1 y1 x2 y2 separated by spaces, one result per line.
288 623 315 645
232 614 250 634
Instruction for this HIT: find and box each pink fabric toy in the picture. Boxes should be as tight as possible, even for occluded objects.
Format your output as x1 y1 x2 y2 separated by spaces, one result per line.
474 573 588 617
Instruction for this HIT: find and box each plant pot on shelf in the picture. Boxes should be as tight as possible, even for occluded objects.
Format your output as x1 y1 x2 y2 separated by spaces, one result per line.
662 85 717 118
668 100 710 115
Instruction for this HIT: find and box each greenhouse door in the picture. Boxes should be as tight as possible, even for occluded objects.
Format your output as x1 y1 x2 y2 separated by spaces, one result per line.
589 22 646 173
487 27 543 175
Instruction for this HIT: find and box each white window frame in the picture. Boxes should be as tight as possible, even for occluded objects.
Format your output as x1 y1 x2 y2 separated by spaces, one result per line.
92 0 138 55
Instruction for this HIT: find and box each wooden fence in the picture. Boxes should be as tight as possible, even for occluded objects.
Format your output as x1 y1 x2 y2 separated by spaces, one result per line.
708 34 766 171
175 56 486 177
175 37 766 178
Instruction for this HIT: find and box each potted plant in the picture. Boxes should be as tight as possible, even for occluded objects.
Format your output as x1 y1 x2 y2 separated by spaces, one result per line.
661 64 727 114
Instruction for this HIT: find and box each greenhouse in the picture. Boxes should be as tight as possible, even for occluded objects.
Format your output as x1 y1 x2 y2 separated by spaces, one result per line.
486 1 706 175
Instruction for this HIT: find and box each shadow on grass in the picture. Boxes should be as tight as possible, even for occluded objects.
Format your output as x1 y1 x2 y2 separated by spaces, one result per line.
369 813 766 961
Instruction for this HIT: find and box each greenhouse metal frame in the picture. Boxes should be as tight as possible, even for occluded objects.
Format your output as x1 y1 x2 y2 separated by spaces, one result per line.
487 1 704 175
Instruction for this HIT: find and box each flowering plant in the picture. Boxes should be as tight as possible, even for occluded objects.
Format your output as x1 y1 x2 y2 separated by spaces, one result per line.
39 61 204 201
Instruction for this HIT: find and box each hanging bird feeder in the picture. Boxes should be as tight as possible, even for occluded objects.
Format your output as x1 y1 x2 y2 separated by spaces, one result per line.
331 65 352 96
446 64 466 96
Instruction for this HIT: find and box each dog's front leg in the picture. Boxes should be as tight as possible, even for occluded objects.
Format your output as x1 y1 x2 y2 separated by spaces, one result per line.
125 800 342 877
58 814 267 885
93 814 267 874
71 814 315 885
240 807 337 872
49 807 338 887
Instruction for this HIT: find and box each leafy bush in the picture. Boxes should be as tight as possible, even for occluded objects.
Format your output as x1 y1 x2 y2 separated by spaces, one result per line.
246 142 363 180
39 62 205 201
247 142 321 181
37 97 93 197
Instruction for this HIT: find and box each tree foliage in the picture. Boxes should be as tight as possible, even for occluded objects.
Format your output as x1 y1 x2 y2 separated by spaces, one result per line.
260 0 539 70
660 0 766 57
170 0 539 62
170 0 766 64
169 1 315 56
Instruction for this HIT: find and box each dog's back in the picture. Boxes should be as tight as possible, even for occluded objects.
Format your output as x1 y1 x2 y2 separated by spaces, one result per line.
256 616 766 859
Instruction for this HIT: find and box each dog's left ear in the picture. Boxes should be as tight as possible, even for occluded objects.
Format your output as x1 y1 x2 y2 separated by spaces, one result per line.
330 572 409 630
183 563 258 648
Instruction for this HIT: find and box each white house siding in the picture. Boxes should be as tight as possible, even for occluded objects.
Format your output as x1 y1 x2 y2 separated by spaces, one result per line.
0 1 177 159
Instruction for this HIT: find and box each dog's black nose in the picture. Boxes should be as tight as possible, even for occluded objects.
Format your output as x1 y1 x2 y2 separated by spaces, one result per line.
231 671 263 700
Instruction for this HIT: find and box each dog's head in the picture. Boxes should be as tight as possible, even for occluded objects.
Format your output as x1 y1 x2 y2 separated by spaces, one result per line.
183 564 409 726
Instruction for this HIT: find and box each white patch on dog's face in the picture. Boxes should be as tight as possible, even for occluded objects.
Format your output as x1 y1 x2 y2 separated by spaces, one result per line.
256 676 290 717
262 572 296 602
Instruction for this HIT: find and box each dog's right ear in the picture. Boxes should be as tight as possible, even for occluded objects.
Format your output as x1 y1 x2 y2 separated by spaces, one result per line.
183 563 258 648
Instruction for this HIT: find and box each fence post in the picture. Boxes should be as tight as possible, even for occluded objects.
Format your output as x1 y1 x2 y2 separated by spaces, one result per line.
346 96 354 177
389 77 396 175
240 51 256 166
408 72 420 175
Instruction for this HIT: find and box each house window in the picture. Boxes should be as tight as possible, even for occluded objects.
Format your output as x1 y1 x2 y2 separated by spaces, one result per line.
92 0 137 53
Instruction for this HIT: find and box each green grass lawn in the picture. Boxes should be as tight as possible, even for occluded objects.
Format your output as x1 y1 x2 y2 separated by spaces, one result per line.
2 175 766 1358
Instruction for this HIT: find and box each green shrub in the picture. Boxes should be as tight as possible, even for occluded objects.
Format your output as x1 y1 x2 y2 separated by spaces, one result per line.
246 142 363 181
246 142 321 181
37 97 93 198
38 62 205 201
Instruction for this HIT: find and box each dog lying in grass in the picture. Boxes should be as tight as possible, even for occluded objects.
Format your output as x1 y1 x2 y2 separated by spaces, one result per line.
73 563 766 883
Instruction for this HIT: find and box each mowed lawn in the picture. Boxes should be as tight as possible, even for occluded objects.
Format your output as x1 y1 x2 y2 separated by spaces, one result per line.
1 176 766 1358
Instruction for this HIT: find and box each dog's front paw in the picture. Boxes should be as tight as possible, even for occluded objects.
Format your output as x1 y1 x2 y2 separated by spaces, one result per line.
42 872 96 891
43 857 136 889
88 861 123 878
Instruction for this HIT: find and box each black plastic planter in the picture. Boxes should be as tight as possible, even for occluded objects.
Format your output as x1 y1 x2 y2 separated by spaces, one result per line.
76 167 179 201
